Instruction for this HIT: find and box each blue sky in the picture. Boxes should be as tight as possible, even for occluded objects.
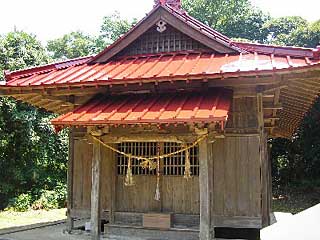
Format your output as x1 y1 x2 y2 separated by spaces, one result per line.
0 0 319 43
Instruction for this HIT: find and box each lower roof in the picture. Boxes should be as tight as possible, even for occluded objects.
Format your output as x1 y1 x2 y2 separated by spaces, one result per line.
51 89 231 128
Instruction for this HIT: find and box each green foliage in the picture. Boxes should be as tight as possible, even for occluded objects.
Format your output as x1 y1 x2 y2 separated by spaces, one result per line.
32 184 66 210
264 17 320 47
263 16 308 41
271 98 320 190
182 0 270 42
282 20 320 48
46 14 137 60
7 193 32 212
7 184 67 211
100 11 137 44
47 31 100 60
0 31 50 80
0 32 68 210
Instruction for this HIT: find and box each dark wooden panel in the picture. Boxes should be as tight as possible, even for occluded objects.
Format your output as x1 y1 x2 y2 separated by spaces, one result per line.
214 215 262 228
100 145 115 211
73 139 92 209
227 97 258 130
116 175 159 212
211 136 261 220
162 176 199 214
117 25 211 57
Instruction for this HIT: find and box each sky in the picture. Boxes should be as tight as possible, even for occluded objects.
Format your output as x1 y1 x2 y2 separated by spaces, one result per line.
0 0 319 43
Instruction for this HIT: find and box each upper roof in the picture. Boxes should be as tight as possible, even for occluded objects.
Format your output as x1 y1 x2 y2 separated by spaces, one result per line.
3 2 320 87
4 51 320 88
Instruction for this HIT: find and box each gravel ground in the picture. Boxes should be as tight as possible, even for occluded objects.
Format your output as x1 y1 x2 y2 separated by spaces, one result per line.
0 223 90 240
2 207 319 240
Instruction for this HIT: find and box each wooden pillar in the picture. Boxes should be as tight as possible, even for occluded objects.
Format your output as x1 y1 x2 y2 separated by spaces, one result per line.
66 128 74 232
110 143 116 224
257 93 270 227
199 137 214 240
91 137 102 240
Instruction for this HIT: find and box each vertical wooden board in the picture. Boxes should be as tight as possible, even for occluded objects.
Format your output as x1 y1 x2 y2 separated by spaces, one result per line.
208 141 213 219
82 141 93 209
73 140 84 209
116 176 125 211
237 137 250 216
184 178 190 213
162 176 174 213
190 177 200 214
161 177 169 212
174 177 183 213
101 146 115 211
72 140 78 209
212 139 225 216
261 136 270 226
67 131 75 231
161 176 199 214
100 147 110 210
248 136 261 217
116 175 158 212
224 137 237 216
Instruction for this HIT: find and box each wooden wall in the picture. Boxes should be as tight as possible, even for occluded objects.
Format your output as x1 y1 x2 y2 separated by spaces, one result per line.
227 96 258 130
72 138 115 213
116 176 199 214
210 135 262 227
72 138 199 216
73 139 92 210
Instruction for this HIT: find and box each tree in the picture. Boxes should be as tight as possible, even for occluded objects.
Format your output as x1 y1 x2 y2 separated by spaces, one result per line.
0 32 68 209
47 31 100 60
262 16 308 42
282 20 320 48
263 16 320 48
100 11 137 44
182 0 270 42
0 31 50 80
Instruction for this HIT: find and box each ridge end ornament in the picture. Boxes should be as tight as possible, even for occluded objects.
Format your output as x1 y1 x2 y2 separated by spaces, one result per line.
156 20 167 33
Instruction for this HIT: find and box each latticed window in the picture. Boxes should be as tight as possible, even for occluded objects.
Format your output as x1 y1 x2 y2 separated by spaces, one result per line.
117 142 157 175
116 142 199 176
163 142 199 176
116 26 211 57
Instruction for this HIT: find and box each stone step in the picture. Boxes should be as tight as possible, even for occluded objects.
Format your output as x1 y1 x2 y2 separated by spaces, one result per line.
103 224 199 240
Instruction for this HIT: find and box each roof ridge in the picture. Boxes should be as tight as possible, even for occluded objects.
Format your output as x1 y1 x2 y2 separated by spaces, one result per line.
232 41 319 58
5 55 93 81
233 41 316 51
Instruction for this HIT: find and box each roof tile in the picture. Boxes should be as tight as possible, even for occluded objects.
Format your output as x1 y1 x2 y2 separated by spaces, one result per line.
51 89 232 127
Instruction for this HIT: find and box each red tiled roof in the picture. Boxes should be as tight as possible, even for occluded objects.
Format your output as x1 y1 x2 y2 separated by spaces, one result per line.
4 51 320 88
51 89 231 127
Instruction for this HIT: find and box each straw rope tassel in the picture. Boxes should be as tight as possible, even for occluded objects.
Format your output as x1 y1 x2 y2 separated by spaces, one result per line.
154 143 161 201
124 155 135 186
184 143 192 180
